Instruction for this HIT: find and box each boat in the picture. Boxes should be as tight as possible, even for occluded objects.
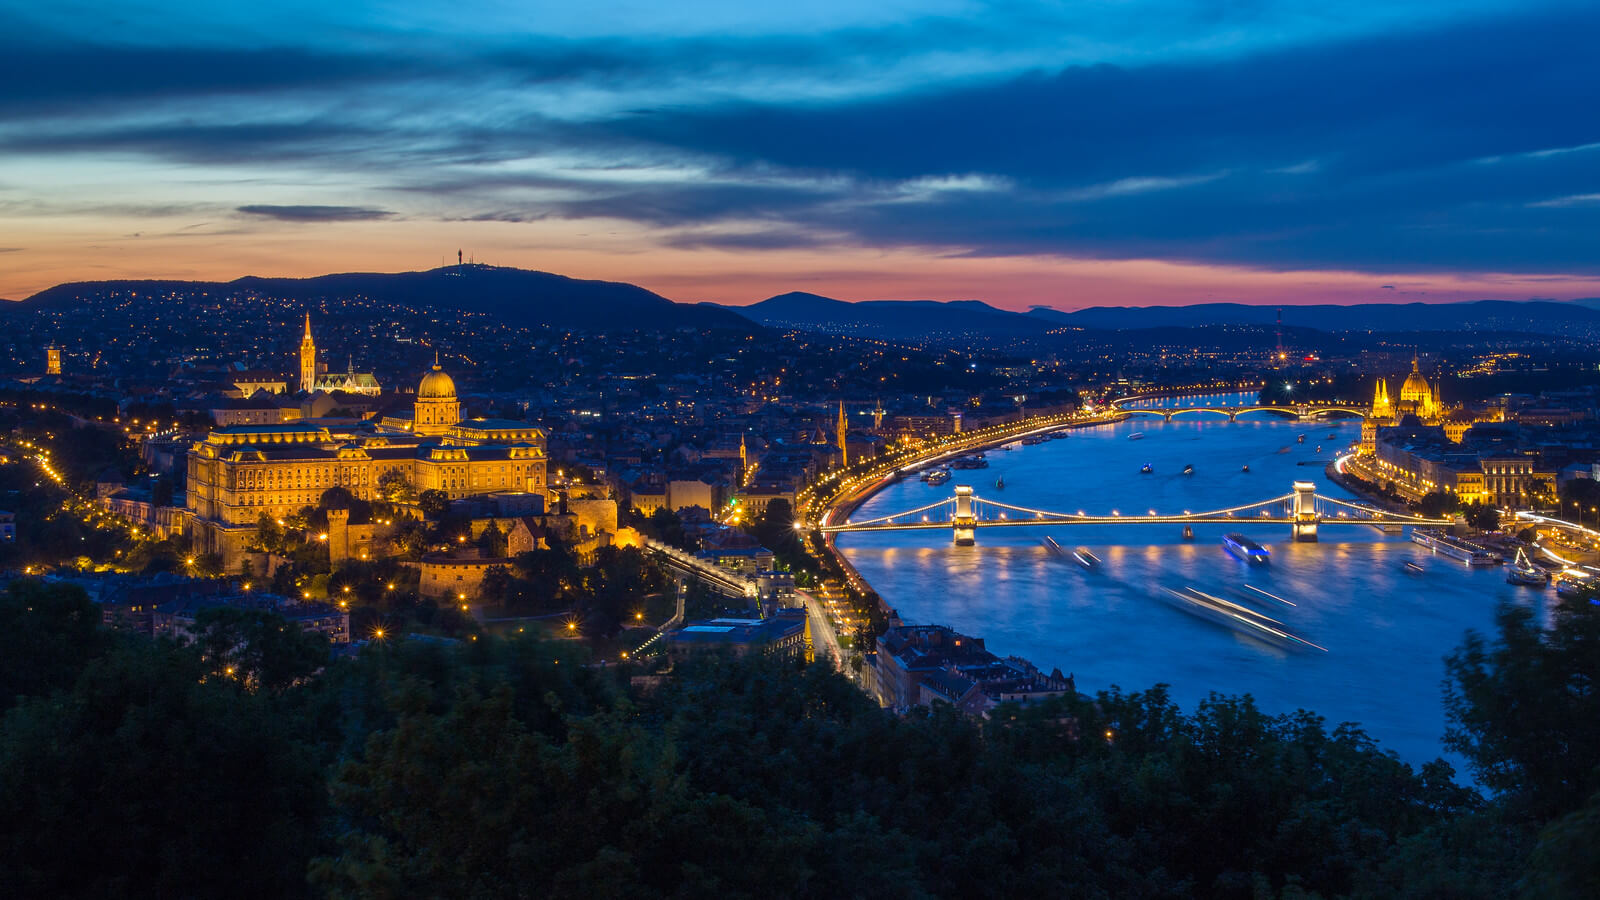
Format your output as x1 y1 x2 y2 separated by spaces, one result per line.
1041 536 1066 556
1297 433 1306 444
1182 464 1195 476
1241 464 1250 473
1241 584 1296 607
1223 533 1271 565
1072 547 1101 570
1048 431 1070 440
1328 432 1338 439
1128 432 1145 441
950 455 989 470
1020 435 1046 445
1556 577 1591 599
1410 529 1500 566
994 476 1005 490
1315 445 1322 453
1158 587 1326 651
925 468 950 486
1140 463 1154 474
1404 560 1425 574
1506 548 1550 587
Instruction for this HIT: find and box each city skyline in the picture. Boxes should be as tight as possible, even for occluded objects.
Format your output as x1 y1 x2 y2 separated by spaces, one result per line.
5 1 1600 308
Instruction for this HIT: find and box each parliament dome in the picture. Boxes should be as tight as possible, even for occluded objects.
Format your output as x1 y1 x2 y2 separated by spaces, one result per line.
418 364 456 399
1399 358 1430 405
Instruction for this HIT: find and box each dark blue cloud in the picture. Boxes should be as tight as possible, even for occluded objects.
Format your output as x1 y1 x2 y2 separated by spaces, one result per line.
237 205 394 221
2 2 1598 275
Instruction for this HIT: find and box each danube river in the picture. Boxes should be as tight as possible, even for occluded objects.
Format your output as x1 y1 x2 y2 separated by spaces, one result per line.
838 394 1543 768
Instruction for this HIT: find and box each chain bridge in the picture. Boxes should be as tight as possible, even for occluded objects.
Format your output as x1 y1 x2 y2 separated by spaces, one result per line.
821 481 1449 545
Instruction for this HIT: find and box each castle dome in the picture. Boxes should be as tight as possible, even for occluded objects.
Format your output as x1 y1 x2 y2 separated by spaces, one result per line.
418 355 456 399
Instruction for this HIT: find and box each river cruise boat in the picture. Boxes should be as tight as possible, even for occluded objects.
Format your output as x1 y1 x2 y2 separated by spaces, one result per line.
925 468 950 486
1410 529 1500 566
1223 533 1270 565
1048 431 1070 440
950 455 989 470
1128 432 1145 441
1072 547 1101 570
1020 434 1047 445
1159 587 1325 651
1506 548 1550 587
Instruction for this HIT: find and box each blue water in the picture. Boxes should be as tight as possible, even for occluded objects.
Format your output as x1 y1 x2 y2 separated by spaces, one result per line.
839 395 1543 769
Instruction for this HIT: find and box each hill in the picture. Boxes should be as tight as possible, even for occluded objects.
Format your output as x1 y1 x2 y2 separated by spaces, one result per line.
22 265 751 332
720 292 1054 340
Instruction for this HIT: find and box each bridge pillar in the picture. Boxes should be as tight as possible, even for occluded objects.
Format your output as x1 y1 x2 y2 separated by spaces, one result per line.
1291 480 1319 542
953 484 976 546
1228 411 1237 422
1164 411 1173 422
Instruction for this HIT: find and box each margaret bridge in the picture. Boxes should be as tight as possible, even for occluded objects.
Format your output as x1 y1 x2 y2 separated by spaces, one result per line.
821 480 1451 545
1107 397 1370 423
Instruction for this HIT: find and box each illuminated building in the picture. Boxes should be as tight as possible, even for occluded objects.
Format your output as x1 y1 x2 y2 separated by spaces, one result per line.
299 314 381 395
299 313 317 393
186 354 546 566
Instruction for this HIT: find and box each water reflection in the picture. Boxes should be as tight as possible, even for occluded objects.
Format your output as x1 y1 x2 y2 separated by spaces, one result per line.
839 405 1539 768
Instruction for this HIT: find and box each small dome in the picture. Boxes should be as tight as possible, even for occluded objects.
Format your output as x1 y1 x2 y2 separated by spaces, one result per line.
418 365 456 399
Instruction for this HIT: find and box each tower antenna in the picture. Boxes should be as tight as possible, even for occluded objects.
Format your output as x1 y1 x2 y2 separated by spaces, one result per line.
1275 308 1284 366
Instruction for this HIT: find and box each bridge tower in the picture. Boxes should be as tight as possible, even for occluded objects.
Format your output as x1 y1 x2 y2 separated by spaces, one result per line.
1291 480 1319 542
953 484 977 546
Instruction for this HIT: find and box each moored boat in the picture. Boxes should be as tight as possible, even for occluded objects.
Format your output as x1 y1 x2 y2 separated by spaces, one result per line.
926 468 951 486
1506 548 1549 586
1410 529 1500 566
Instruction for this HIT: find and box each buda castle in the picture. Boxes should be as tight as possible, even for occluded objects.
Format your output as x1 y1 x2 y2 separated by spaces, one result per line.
186 319 548 566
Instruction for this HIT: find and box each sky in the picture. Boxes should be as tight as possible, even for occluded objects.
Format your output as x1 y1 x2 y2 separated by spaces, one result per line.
3 1 1599 310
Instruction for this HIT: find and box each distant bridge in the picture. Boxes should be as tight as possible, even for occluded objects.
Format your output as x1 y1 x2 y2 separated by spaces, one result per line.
821 481 1447 545
1108 398 1368 422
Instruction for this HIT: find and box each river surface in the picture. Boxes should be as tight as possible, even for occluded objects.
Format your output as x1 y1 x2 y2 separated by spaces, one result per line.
838 393 1544 769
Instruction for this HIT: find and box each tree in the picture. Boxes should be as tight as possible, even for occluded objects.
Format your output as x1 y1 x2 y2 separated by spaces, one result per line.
378 469 417 504
478 519 507 558
1444 599 1600 820
1418 490 1459 519
1462 502 1499 532
418 489 450 519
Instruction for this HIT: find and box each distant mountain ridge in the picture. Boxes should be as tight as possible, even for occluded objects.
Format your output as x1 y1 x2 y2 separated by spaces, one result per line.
1035 300 1600 333
720 292 1600 339
21 265 751 332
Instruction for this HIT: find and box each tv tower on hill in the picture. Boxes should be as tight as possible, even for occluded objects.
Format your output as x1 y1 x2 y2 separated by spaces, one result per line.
1274 308 1285 367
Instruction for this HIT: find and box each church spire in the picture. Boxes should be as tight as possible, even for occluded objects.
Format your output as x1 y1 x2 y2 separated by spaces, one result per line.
836 401 849 468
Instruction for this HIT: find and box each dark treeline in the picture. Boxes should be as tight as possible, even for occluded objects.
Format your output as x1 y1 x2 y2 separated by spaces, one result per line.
2 578 1598 898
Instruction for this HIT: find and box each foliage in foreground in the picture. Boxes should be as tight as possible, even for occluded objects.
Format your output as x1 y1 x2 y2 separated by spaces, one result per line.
2 579 1599 898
